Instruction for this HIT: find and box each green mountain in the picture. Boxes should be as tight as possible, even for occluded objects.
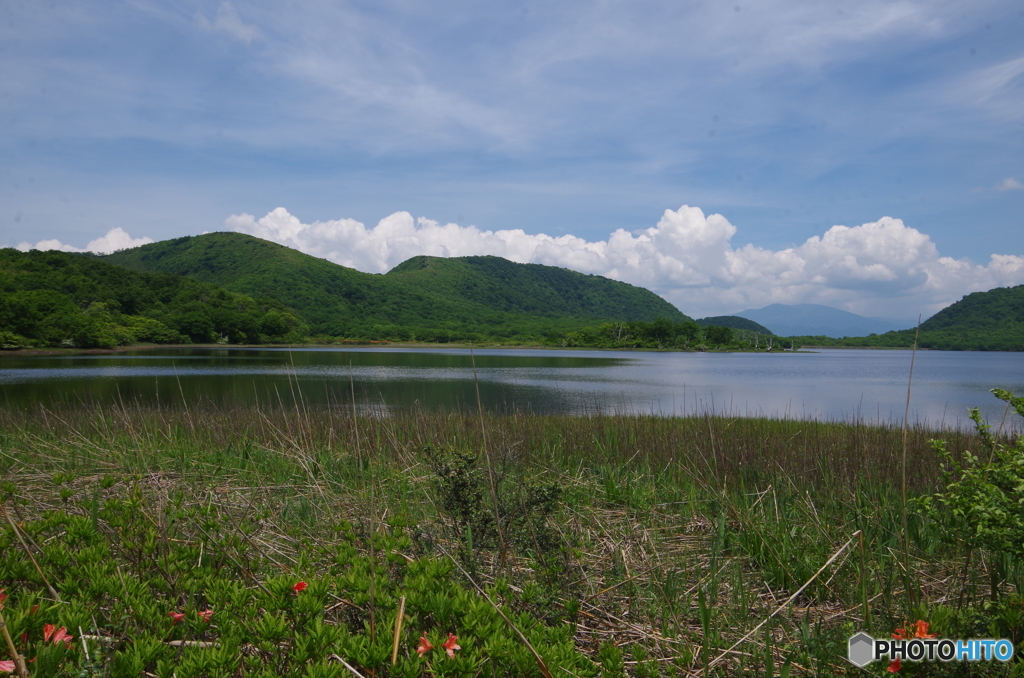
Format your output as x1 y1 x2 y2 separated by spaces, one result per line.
787 284 1024 351
100 232 690 340
0 248 304 348
919 285 1024 333
696 315 774 335
387 255 685 322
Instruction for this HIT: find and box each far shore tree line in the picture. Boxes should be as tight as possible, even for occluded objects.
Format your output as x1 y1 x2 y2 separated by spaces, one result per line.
2 247 1021 351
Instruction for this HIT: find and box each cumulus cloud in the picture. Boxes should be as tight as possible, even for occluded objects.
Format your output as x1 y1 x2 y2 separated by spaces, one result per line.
197 2 260 44
16 228 153 255
228 206 1024 321
996 177 1024 191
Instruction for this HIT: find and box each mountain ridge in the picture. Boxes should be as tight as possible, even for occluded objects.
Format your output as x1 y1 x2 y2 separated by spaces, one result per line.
99 232 691 339
735 303 910 338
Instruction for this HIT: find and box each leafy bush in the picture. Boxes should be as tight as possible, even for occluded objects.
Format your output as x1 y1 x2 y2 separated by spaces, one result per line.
430 447 563 556
916 389 1024 558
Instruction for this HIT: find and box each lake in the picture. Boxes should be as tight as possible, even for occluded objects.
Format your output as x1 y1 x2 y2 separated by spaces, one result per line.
1 347 1023 430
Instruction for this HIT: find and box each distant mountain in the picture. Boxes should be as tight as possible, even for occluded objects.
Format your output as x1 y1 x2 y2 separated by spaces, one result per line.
101 232 690 338
696 315 774 335
735 304 909 338
776 285 1024 351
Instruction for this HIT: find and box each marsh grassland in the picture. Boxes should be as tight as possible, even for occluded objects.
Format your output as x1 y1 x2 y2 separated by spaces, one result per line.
1 399 1022 677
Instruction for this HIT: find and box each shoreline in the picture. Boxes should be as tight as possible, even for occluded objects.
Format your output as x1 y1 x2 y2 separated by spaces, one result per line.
2 341 823 357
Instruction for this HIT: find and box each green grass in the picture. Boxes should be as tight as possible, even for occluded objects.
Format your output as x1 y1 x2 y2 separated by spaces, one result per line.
1 402 1021 676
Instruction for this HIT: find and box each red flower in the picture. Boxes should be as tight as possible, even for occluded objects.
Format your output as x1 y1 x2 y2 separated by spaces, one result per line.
911 620 935 638
0 589 6 608
442 633 461 658
0 660 16 673
42 624 73 648
198 609 214 623
417 634 432 656
168 611 186 624
887 658 902 672
893 620 935 640
292 581 308 593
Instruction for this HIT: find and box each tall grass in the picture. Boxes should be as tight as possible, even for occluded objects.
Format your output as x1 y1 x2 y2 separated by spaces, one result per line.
0 400 1019 676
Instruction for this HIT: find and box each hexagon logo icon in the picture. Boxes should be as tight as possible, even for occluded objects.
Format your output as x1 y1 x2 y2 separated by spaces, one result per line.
848 632 875 667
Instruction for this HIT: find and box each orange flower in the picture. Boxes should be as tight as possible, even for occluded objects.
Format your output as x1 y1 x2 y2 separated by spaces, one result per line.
168 611 186 624
42 624 73 648
417 634 433 656
442 633 461 658
887 658 901 672
293 581 308 593
198 609 214 623
911 620 935 638
893 620 935 640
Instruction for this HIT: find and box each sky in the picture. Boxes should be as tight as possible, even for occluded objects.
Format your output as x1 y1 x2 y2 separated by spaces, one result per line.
2 0 1023 323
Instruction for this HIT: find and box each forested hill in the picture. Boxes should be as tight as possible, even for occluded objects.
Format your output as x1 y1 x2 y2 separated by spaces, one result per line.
0 248 305 348
386 255 688 322
99 232 690 339
919 285 1024 334
786 284 1024 351
696 315 774 335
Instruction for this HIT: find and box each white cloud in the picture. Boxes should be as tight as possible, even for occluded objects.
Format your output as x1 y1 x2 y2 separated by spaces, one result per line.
197 1 261 44
228 206 1024 321
16 228 153 255
996 177 1024 191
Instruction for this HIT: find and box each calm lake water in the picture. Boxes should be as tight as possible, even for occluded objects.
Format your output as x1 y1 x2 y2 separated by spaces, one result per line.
1 347 1023 430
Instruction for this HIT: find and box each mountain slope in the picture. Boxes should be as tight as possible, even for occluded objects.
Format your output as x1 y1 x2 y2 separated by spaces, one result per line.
912 284 1024 350
696 315 774 334
386 255 689 322
101 232 689 337
0 248 304 347
920 285 1024 333
102 232 442 335
736 303 908 338
783 285 1024 351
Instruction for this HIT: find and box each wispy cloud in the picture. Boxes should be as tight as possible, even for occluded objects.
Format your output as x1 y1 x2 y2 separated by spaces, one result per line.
996 177 1024 191
196 2 260 44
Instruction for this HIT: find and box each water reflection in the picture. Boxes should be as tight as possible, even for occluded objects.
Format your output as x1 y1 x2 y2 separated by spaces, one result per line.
1 347 1022 430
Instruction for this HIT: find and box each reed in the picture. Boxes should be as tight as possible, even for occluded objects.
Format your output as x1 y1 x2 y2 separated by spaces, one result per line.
0 400 1019 676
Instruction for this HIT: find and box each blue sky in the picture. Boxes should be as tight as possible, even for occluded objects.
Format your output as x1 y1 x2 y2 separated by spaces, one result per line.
2 0 1023 321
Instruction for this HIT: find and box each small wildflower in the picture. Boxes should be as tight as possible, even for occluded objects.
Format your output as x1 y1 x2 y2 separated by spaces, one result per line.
416 635 432 656
43 624 73 648
0 589 6 607
887 658 902 672
442 633 461 658
911 620 935 638
292 581 308 593
0 660 16 673
893 620 934 641
168 611 186 624
198 609 214 623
